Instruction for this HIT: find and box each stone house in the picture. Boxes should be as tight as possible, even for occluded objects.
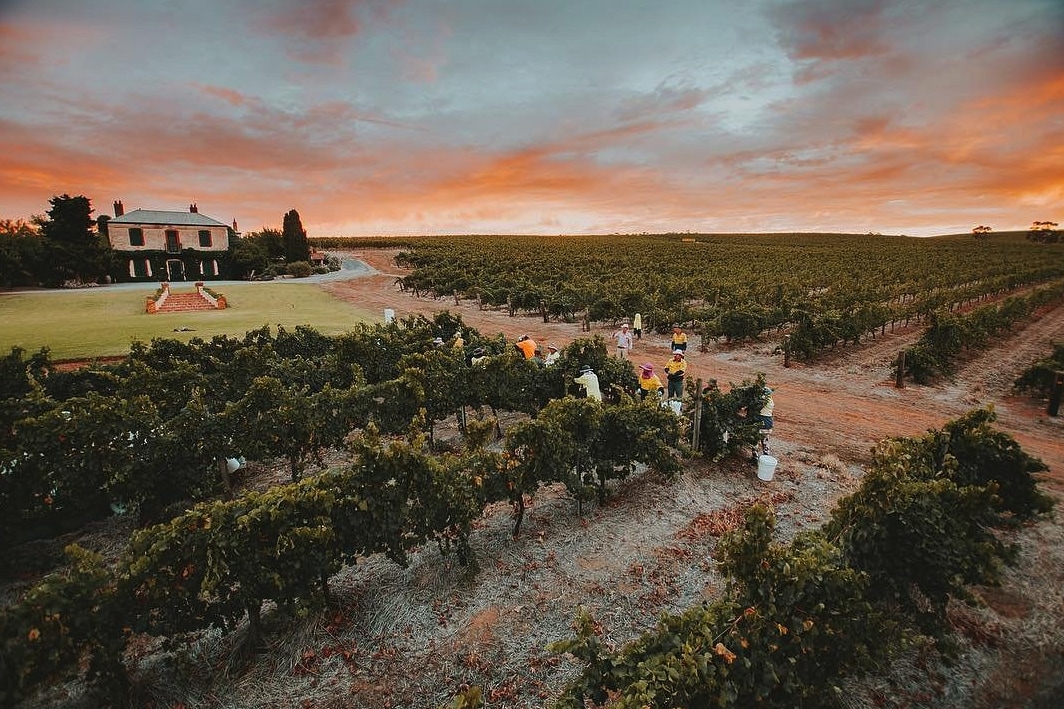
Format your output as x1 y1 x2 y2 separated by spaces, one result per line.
106 201 235 282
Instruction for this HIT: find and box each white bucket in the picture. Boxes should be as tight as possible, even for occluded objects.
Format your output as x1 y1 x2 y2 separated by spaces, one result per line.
757 454 777 482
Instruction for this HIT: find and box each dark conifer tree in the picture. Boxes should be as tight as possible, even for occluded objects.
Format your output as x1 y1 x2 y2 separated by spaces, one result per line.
282 209 310 263
35 194 111 285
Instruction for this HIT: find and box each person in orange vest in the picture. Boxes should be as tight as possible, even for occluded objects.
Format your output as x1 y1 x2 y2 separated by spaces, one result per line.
515 334 537 360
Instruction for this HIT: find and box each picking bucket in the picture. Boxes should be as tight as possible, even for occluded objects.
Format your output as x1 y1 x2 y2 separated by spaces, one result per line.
757 454 777 482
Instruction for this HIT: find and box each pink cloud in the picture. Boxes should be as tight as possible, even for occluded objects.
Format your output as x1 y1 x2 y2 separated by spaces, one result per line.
193 84 252 108
254 0 405 65
770 0 894 63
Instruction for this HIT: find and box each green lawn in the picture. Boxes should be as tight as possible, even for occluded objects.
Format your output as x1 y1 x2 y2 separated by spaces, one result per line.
0 283 378 360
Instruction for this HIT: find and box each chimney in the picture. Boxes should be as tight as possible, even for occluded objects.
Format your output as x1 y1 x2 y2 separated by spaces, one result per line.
113 200 124 217
190 203 198 213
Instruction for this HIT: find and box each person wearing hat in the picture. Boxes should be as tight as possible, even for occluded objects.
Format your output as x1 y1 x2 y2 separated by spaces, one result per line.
432 336 445 348
544 343 560 366
637 362 664 401
452 331 465 352
632 312 643 340
613 322 633 359
663 349 687 400
670 325 688 353
515 334 537 360
470 347 488 366
574 364 602 402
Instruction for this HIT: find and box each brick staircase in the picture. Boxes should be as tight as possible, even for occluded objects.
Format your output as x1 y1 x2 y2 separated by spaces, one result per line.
157 291 214 313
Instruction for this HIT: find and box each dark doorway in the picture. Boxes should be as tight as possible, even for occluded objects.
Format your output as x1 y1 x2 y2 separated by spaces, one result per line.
166 259 185 282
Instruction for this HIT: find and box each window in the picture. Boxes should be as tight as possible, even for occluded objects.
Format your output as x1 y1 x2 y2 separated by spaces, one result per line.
129 228 144 246
198 230 212 247
165 230 180 253
133 259 150 278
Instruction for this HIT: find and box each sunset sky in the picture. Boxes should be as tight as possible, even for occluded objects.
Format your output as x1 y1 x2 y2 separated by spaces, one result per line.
1 0 1062 237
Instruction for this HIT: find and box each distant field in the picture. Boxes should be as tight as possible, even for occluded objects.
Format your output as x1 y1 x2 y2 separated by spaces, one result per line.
0 283 377 360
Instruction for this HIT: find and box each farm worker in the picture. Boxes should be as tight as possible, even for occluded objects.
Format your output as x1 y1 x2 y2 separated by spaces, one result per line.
663 350 687 400
470 347 488 366
632 313 643 340
574 364 603 402
671 325 688 353
544 343 560 367
515 335 537 360
759 387 775 455
432 336 445 348
637 363 664 401
614 323 633 358
452 331 465 352
530 348 545 367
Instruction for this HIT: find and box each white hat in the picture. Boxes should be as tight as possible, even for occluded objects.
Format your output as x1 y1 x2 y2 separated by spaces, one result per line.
673 349 684 356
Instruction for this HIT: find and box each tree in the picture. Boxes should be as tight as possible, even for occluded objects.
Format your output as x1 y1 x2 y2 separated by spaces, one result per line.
282 209 310 264
0 218 45 287
228 235 269 279
1027 220 1061 243
34 195 111 285
971 225 991 238
242 227 284 260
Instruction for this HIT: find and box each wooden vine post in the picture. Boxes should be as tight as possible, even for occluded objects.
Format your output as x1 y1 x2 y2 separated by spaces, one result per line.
691 378 702 450
1048 371 1064 416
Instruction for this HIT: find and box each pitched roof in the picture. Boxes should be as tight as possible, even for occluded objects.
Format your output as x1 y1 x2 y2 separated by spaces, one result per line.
109 209 229 227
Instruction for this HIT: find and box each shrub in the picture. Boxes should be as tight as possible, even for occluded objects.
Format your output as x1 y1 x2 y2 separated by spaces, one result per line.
287 260 313 278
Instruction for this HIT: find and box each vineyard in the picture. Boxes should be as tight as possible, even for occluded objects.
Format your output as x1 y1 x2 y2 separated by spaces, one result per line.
3 231 1064 708
382 232 1064 363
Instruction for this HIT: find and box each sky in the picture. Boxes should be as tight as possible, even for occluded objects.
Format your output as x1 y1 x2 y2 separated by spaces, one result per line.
1 0 1062 238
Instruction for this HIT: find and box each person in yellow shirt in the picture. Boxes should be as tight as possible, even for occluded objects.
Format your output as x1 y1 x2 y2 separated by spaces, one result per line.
637 363 664 401
671 325 688 353
663 350 687 400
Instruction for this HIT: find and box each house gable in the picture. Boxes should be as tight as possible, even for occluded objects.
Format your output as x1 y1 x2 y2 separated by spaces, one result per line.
108 208 231 253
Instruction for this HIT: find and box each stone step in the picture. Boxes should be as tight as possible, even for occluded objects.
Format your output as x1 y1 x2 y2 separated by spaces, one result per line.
157 292 214 313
